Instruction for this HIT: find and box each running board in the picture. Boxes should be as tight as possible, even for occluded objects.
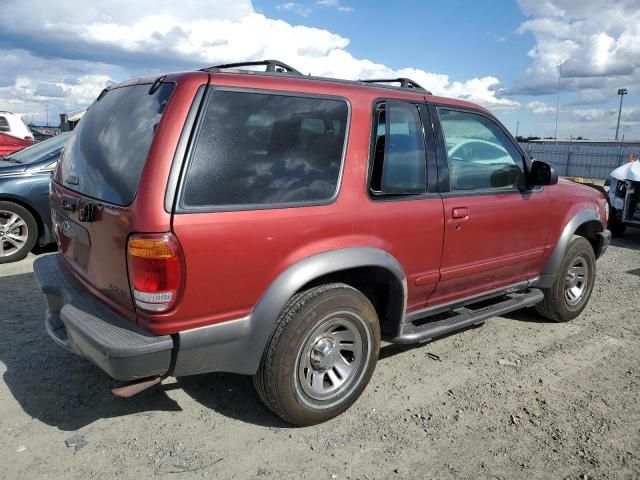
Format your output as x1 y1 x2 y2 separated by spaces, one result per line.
389 289 544 345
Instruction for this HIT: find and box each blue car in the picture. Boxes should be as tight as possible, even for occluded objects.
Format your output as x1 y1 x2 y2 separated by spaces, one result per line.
0 133 69 263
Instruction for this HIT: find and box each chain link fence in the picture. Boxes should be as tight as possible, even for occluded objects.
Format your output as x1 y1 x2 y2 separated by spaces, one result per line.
519 141 640 180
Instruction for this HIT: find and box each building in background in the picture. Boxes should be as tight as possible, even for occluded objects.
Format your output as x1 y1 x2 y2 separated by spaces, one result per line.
59 109 86 132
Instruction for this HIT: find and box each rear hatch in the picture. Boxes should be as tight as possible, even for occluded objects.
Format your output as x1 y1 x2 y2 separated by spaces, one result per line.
51 81 176 320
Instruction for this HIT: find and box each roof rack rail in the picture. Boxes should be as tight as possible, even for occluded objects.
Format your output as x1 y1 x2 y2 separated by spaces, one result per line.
359 78 431 94
201 59 302 75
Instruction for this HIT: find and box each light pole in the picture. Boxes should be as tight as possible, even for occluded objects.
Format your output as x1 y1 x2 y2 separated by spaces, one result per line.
554 65 562 140
615 88 628 141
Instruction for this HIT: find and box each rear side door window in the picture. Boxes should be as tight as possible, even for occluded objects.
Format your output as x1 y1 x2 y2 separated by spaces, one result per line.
180 90 349 210
369 100 427 196
438 109 525 192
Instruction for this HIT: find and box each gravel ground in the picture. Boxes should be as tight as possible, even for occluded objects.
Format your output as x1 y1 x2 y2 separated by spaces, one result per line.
1 232 639 480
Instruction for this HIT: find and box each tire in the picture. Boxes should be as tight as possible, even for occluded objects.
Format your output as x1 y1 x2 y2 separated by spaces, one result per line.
535 236 596 322
608 208 626 237
253 283 380 426
0 201 38 264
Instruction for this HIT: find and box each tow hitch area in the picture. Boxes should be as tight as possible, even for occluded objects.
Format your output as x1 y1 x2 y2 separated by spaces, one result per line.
111 377 162 398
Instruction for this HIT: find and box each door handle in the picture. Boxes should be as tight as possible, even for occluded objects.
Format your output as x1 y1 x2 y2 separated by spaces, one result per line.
452 207 469 219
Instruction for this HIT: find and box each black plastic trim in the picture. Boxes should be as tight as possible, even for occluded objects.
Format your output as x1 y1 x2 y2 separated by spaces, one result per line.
405 278 535 323
534 210 605 288
428 103 450 192
389 289 544 345
202 59 301 75
164 83 208 213
360 78 431 94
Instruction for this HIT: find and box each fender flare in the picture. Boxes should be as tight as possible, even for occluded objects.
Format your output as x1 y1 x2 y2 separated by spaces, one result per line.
536 209 603 288
174 247 407 376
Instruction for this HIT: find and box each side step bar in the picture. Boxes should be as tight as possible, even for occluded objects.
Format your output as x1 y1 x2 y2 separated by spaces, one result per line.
389 289 544 345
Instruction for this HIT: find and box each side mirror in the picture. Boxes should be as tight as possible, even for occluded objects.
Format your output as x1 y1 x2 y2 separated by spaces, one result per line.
529 160 558 186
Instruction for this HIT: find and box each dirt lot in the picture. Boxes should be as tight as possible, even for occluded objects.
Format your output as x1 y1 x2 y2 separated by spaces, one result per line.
1 232 639 480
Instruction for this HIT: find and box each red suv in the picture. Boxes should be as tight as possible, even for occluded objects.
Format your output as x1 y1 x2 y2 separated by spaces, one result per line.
34 60 611 425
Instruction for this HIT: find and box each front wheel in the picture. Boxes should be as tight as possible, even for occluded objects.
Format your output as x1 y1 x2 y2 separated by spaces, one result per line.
253 283 380 426
535 236 596 322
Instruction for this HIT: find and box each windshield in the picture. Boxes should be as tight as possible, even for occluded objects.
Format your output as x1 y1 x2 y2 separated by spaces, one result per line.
6 133 70 164
55 83 175 206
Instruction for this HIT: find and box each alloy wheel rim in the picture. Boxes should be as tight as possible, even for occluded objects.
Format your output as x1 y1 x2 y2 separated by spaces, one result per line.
296 315 366 402
564 255 588 306
0 210 29 258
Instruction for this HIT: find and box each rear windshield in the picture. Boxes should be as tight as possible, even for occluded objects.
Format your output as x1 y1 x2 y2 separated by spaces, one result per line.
180 90 348 209
56 83 174 206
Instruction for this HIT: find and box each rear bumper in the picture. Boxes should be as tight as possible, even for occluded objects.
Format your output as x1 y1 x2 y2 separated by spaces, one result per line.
33 254 173 381
33 253 259 381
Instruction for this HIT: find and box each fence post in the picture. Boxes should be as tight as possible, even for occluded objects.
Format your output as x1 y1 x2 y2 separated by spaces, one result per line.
566 139 572 176
618 141 625 166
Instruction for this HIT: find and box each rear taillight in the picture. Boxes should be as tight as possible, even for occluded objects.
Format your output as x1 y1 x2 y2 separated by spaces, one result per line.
127 233 184 313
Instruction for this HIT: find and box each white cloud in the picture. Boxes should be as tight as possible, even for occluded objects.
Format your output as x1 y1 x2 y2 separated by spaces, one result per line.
527 101 555 114
277 3 311 17
316 0 354 12
513 0 640 95
571 108 605 122
0 0 517 122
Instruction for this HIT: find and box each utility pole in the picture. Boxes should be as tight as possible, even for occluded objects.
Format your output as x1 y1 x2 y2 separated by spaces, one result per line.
554 65 561 140
615 88 628 141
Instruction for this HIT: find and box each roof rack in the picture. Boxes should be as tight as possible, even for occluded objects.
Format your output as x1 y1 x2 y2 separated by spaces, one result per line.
359 78 431 95
201 59 302 75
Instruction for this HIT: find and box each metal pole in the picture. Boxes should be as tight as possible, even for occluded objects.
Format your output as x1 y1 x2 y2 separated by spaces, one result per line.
515 120 519 139
566 136 572 176
554 66 561 140
615 88 627 141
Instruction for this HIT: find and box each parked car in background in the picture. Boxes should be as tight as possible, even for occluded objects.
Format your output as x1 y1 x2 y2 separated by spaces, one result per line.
0 132 33 156
0 133 69 263
0 112 34 156
608 159 640 237
33 60 610 426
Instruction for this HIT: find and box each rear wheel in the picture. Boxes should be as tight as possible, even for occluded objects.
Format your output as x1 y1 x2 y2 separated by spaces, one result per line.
0 201 38 264
253 283 380 426
535 236 596 322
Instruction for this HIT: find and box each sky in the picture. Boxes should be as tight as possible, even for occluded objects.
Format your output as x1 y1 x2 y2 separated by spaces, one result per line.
0 0 639 140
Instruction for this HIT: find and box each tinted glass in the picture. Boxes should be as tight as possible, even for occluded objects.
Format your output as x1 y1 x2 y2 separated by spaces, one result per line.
439 109 525 191
56 83 174 206
8 132 69 164
182 90 348 208
0 116 9 132
370 101 427 194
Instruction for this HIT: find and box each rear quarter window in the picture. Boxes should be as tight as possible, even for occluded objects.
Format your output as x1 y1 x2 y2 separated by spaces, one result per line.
180 90 349 209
